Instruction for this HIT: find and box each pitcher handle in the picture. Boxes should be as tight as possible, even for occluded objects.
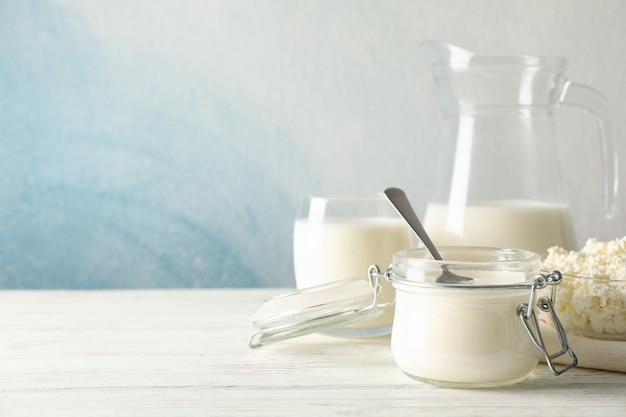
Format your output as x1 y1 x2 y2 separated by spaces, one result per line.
559 81 619 219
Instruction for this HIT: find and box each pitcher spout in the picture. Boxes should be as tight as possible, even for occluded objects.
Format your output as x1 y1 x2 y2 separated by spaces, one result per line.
420 40 475 67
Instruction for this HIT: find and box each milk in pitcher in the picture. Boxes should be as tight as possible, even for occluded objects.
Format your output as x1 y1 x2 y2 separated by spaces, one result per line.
423 201 577 256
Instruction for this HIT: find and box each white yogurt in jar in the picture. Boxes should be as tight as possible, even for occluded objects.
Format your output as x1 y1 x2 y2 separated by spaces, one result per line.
392 284 537 387
389 247 541 388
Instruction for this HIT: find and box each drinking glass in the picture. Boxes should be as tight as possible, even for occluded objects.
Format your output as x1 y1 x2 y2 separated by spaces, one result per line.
293 194 411 336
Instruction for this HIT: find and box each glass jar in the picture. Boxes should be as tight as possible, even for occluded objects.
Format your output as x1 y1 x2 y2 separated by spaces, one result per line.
249 246 577 387
385 247 576 388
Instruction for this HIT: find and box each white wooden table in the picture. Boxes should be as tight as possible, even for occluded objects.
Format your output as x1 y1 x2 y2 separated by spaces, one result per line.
1 289 625 416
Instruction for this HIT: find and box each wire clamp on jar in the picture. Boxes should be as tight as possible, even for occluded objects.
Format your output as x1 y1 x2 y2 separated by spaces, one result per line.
367 264 395 309
518 270 578 375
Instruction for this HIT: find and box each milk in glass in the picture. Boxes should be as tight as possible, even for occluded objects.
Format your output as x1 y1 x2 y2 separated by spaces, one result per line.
294 217 411 331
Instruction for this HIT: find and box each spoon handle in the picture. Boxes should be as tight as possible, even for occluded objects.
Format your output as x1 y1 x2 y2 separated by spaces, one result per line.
384 187 443 261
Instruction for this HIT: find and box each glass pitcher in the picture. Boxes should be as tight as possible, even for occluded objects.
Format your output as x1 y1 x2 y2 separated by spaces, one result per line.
421 40 619 256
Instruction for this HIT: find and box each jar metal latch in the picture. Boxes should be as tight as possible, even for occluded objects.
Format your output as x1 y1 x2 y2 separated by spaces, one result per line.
518 270 578 375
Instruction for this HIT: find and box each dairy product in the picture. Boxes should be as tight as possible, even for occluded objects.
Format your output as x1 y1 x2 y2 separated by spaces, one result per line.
293 217 411 330
389 247 543 387
423 201 577 255
391 282 537 387
542 238 626 339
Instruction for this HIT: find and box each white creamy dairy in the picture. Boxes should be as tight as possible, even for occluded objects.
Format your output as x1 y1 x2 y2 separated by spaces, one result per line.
543 238 626 339
391 281 537 387
423 201 577 255
293 217 411 329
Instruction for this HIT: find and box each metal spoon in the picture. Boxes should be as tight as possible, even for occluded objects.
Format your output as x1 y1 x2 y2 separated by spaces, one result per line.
383 187 473 284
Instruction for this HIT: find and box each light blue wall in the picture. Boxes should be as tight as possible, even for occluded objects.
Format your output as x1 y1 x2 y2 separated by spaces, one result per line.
0 1 313 288
1 1 625 288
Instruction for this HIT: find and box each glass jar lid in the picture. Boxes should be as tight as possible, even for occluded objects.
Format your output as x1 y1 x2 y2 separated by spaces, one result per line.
248 276 381 348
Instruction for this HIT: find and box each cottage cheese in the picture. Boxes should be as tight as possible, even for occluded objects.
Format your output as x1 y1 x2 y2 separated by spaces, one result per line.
542 238 626 339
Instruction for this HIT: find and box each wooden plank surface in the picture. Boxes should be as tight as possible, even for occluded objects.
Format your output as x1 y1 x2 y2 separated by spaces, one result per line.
1 289 625 416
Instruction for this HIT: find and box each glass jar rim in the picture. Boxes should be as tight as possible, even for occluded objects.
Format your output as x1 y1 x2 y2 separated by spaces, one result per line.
390 246 541 289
